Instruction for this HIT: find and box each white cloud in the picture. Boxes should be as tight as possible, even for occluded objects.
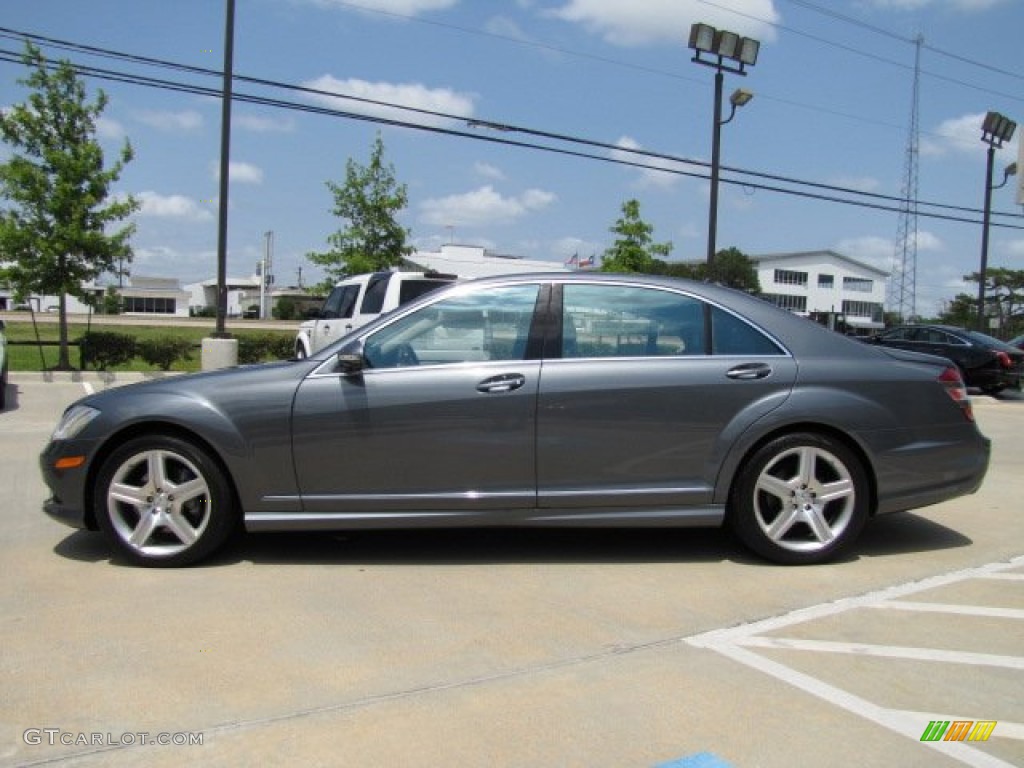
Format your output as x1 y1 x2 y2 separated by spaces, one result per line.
135 109 203 132
474 162 505 180
866 0 1009 10
834 230 943 272
302 75 475 128
235 114 296 133
547 0 779 47
921 113 1019 160
210 161 265 184
611 136 684 189
135 191 214 221
419 185 556 227
309 0 458 14
96 117 126 140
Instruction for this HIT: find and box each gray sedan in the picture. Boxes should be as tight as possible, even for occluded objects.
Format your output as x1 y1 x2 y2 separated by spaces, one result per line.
40 273 990 567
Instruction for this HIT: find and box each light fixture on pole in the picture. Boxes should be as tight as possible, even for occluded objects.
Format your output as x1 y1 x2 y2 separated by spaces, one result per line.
689 23 759 266
977 111 1017 331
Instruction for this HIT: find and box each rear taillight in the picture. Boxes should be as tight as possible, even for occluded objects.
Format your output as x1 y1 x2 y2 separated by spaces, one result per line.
939 366 974 422
995 351 1012 369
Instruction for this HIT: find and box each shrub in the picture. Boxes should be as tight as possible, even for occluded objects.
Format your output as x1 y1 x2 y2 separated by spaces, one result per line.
236 332 293 364
137 337 194 371
273 297 297 321
79 331 137 371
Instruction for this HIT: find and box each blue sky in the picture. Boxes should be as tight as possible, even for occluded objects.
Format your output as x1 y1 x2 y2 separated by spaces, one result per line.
2 0 1022 316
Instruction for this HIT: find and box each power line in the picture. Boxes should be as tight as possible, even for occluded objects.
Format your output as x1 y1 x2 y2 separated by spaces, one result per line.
1 33 1022 232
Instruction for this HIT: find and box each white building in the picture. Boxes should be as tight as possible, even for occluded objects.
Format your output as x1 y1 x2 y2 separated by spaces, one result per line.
752 250 888 333
404 244 571 279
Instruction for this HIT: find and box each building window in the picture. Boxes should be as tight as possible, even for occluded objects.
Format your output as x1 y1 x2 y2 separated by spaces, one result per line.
842 277 873 293
818 274 834 288
774 269 808 286
842 300 883 322
124 296 176 314
763 293 807 312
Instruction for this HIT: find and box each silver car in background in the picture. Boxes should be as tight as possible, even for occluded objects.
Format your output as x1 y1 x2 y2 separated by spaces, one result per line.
40 273 990 567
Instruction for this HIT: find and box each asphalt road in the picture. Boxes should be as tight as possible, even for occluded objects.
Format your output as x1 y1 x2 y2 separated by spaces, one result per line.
1 372 1021 768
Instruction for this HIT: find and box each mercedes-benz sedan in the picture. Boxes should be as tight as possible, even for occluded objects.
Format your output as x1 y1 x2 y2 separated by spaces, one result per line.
41 274 990 567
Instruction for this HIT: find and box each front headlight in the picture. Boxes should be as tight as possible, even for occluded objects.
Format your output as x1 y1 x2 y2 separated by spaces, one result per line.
51 405 100 441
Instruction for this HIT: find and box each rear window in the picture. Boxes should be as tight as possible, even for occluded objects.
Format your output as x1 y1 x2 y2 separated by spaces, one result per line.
398 279 450 306
359 273 393 315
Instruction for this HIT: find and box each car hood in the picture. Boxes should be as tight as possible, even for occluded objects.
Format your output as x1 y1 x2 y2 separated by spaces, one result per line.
74 359 319 413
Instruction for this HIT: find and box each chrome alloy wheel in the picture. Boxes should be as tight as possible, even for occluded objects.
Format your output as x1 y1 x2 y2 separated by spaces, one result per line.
106 448 213 558
752 445 856 554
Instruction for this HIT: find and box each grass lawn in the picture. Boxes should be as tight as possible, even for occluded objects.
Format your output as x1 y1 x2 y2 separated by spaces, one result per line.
3 320 293 372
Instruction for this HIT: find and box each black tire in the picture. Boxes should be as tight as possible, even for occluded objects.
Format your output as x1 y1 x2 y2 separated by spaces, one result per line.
0 364 7 410
295 344 307 359
728 432 869 565
94 434 237 567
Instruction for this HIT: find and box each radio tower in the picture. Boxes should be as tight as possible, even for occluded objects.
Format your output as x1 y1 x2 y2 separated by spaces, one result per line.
888 35 923 322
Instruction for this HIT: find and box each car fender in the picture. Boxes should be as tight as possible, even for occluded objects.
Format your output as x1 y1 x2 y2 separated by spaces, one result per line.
711 385 891 503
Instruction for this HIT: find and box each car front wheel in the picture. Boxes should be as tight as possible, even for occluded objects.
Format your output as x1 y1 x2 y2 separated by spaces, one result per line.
94 435 237 567
728 432 869 565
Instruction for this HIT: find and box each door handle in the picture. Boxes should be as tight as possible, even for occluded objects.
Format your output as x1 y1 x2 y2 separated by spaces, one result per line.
477 373 526 394
726 363 772 380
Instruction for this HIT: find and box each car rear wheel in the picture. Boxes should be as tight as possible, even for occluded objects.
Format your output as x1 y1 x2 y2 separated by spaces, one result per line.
94 435 237 567
728 432 869 565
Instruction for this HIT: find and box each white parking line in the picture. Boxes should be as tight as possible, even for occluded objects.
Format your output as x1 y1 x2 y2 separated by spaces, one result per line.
874 601 1024 620
738 635 1024 670
686 555 1024 768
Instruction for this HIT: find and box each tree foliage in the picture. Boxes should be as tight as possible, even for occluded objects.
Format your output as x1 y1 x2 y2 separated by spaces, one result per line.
599 199 672 273
306 133 412 287
0 43 138 369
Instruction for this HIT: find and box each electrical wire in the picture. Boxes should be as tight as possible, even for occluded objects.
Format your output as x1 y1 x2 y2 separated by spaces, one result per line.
1 31 1021 232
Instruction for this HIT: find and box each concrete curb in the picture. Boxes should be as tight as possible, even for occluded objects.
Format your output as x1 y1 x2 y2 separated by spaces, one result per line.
8 370 183 385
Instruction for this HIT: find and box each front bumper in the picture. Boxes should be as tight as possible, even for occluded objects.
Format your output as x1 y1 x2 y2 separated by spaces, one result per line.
39 439 97 530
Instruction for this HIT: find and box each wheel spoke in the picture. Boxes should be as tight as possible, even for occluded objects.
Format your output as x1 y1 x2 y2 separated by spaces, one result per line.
804 507 837 543
128 513 160 548
163 510 200 546
148 451 170 491
756 474 794 504
818 477 854 504
170 477 208 506
766 506 801 541
109 481 148 508
796 447 816 486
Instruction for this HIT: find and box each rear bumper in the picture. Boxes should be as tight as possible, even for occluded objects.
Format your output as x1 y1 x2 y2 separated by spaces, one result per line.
873 430 991 516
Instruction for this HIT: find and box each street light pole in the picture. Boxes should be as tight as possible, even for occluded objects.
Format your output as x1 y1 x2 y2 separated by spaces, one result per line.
977 143 996 333
707 69 724 267
688 23 759 267
976 111 1017 332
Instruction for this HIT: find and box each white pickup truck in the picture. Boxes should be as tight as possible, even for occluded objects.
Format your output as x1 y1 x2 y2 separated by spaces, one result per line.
294 271 456 358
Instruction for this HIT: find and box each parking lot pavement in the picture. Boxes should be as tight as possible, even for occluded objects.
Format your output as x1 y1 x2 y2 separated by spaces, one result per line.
1 373 1022 767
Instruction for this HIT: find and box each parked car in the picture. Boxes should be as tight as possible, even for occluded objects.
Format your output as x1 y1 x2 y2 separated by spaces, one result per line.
1007 333 1024 351
864 324 1023 395
294 270 455 358
0 319 7 410
40 273 990 567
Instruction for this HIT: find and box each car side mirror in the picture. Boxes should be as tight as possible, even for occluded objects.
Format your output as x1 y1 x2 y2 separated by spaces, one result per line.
335 340 366 375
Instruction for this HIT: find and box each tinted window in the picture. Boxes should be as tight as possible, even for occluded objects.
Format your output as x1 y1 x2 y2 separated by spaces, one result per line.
364 284 541 369
562 284 706 358
399 279 449 305
321 285 360 319
359 273 392 314
711 306 784 355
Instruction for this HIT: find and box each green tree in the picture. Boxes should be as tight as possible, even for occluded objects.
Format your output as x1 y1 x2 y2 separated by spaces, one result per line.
703 247 761 293
0 43 138 369
599 199 672 274
960 267 1024 335
307 133 412 284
